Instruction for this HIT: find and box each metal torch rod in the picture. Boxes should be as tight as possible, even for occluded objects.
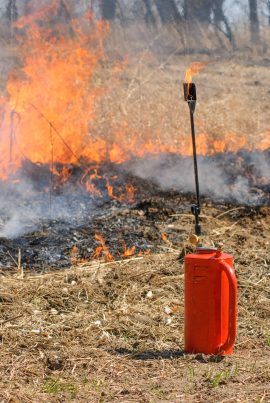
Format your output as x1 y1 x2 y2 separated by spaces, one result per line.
189 107 200 210
183 82 201 236
189 104 201 236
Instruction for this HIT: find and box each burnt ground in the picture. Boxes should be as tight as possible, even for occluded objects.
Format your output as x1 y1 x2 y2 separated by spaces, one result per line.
0 150 270 272
0 178 269 402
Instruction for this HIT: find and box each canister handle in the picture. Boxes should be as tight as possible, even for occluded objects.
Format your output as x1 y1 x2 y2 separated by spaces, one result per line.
218 261 237 354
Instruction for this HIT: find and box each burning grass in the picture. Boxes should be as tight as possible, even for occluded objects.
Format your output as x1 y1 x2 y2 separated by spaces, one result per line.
0 5 269 402
1 4 270 185
0 204 269 402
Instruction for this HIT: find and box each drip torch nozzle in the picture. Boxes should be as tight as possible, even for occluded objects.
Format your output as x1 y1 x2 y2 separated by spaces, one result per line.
183 82 202 236
183 82 196 112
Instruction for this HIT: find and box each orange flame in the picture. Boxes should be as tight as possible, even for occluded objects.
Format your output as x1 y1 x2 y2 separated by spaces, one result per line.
122 242 136 257
70 245 79 265
14 2 58 29
82 167 103 197
0 8 109 180
184 62 209 83
93 234 114 262
0 6 269 188
51 166 72 185
105 177 135 203
161 233 168 242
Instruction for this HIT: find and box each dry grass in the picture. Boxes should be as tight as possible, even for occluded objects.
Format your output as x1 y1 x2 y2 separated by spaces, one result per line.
0 205 269 402
0 20 269 402
92 24 270 155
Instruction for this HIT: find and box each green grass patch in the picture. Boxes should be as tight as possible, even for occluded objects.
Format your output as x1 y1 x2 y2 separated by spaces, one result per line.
42 379 78 399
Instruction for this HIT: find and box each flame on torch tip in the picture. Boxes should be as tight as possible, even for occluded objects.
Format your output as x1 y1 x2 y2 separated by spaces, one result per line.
184 61 209 83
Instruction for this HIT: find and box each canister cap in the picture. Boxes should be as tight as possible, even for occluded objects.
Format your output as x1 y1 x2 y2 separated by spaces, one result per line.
196 247 218 254
185 247 232 261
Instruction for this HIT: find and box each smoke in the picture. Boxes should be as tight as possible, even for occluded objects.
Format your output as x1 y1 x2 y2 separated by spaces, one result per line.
250 152 270 181
126 152 269 205
0 174 97 239
0 150 268 239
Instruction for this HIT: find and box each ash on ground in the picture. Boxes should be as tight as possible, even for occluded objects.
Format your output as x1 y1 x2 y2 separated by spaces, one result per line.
0 151 269 271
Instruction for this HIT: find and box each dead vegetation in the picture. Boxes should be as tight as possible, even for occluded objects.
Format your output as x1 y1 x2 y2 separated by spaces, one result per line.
94 50 270 154
0 204 269 402
0 11 269 402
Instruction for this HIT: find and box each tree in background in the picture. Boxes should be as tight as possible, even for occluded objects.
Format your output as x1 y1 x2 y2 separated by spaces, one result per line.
57 0 72 20
5 0 18 39
212 0 235 46
182 0 235 46
183 0 213 22
21 0 32 15
6 0 18 21
100 0 117 20
2 0 264 50
155 0 182 23
248 0 260 43
56 0 74 35
142 0 156 25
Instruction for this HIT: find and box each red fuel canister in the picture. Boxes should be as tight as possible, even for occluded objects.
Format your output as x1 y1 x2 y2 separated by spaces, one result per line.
184 247 237 355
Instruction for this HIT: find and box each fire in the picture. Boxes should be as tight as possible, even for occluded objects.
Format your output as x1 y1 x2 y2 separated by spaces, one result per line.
126 184 135 202
122 242 136 257
81 167 103 197
184 62 209 84
105 176 135 203
0 4 139 201
93 234 114 262
92 235 144 261
51 166 72 185
0 6 109 180
161 233 168 242
80 166 135 202
256 132 270 151
70 245 79 265
0 4 269 196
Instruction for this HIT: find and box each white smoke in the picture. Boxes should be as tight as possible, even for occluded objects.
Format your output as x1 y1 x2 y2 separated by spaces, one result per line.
0 174 96 239
250 152 270 181
126 153 269 205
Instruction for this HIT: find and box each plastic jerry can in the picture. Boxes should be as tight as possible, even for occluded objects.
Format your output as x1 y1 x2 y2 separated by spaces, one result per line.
184 247 237 355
